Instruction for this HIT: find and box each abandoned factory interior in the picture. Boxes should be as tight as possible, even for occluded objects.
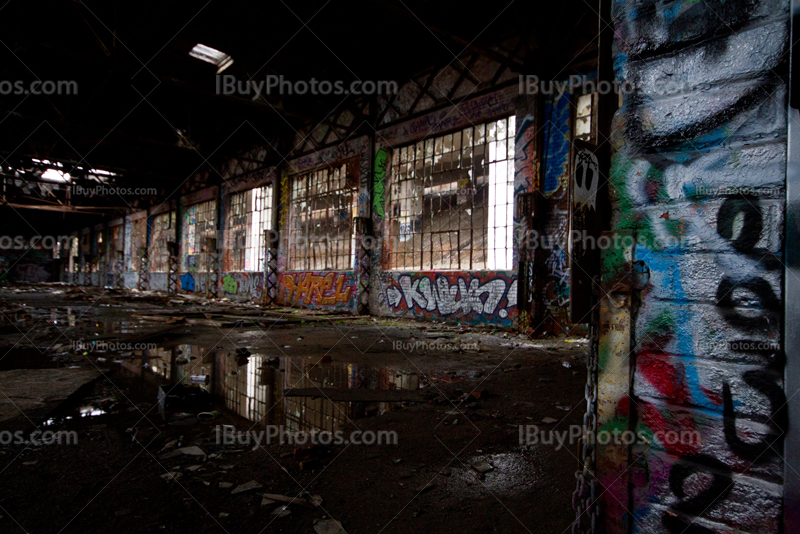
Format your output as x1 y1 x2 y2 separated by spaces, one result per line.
0 0 798 533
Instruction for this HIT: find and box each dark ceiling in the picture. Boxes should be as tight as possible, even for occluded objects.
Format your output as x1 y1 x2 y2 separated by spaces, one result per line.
0 0 599 233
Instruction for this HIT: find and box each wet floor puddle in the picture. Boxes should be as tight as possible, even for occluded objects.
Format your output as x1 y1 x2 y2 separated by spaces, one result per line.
41 345 429 434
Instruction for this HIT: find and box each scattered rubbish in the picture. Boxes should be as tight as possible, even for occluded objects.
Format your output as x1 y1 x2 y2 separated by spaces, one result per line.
219 482 233 489
271 505 291 518
231 480 262 494
541 417 559 424
261 497 276 506
392 458 402 464
160 472 182 482
314 519 347 534
197 411 219 422
562 361 573 369
471 460 494 473
219 512 229 518
556 405 571 411
261 493 316 508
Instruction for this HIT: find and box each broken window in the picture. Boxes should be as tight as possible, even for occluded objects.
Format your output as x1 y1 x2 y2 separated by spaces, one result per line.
91 231 103 272
149 211 176 272
386 117 516 271
183 199 217 274
573 92 598 144
110 224 124 273
129 217 146 272
224 185 273 272
288 163 357 271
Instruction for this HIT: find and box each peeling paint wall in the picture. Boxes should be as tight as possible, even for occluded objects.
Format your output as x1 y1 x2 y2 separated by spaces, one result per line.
599 0 789 532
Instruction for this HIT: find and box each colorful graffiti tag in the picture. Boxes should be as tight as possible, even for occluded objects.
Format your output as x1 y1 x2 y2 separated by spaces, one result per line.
384 273 517 323
596 0 789 532
222 274 238 295
278 271 355 308
372 148 387 219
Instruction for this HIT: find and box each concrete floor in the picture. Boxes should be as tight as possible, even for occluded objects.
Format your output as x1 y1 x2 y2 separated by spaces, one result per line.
0 284 588 534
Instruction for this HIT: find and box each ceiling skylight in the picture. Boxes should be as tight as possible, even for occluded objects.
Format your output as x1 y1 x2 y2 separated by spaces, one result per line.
189 43 234 73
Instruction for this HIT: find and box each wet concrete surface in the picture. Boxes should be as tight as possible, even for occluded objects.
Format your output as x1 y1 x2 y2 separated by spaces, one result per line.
0 284 588 533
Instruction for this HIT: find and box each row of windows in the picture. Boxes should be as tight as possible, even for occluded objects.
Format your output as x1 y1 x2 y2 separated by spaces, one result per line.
77 95 597 274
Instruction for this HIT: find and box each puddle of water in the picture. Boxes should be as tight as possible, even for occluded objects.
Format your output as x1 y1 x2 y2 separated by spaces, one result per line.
92 345 423 434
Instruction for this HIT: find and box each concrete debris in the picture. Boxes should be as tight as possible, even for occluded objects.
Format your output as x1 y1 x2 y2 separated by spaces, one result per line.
271 505 291 518
314 519 347 534
471 460 494 473
231 480 262 494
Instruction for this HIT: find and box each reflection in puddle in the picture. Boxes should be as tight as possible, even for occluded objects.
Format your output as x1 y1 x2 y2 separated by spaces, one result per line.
38 307 142 336
43 405 108 426
114 345 422 434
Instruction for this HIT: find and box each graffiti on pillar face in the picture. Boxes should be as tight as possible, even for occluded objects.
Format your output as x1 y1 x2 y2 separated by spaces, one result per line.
278 174 289 228
514 114 537 195
542 93 571 196
373 148 387 219
278 271 355 309
384 273 517 324
600 1 789 531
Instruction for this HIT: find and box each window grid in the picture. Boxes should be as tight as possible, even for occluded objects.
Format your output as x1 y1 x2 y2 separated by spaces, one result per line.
149 211 176 272
386 117 516 271
184 200 217 272
129 218 146 272
110 225 124 272
288 164 356 271
224 186 273 272
574 92 598 143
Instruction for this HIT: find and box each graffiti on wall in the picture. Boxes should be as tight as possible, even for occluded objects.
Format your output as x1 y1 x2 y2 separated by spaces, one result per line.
542 92 571 196
222 274 238 295
514 114 537 196
278 271 355 308
384 273 517 323
373 148 387 219
598 0 789 531
219 272 265 299
278 174 289 228
180 273 195 292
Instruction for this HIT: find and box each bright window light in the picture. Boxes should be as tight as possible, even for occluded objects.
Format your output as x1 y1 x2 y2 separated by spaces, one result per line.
189 43 234 73
41 168 70 182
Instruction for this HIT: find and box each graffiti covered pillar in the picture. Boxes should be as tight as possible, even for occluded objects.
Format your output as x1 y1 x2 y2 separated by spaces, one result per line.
598 0 791 532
